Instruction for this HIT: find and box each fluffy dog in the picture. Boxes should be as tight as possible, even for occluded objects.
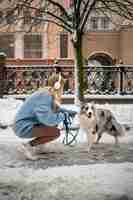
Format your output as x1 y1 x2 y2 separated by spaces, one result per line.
79 102 127 152
79 102 97 152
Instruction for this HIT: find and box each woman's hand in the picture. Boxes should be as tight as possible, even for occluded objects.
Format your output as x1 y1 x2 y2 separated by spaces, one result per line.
51 97 61 112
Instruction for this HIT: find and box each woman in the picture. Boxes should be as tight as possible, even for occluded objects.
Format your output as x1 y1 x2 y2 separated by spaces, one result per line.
13 73 76 160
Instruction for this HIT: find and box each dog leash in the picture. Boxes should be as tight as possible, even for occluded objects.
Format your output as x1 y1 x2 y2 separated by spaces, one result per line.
62 112 78 145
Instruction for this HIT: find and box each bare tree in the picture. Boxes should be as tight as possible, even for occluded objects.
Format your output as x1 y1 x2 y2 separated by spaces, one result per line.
1 0 133 104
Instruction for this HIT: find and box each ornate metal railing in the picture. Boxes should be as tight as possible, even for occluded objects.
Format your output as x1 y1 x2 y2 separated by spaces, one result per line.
2 64 133 95
85 65 133 95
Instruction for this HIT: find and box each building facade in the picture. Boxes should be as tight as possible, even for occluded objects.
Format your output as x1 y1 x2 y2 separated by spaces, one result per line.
0 0 133 65
0 0 133 94
0 20 133 66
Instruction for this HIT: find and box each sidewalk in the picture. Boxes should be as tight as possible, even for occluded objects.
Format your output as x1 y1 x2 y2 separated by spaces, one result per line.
0 127 133 199
0 126 133 167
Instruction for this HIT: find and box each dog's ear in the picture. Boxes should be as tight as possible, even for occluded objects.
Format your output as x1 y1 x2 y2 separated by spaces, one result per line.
100 110 105 117
107 115 112 122
80 102 86 110
90 101 96 114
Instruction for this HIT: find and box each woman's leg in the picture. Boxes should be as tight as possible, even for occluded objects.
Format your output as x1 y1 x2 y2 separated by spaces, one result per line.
18 125 60 160
29 125 60 146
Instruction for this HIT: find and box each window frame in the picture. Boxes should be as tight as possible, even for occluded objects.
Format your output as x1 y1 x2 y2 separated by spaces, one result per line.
0 34 14 58
23 34 42 58
101 17 110 30
60 32 68 58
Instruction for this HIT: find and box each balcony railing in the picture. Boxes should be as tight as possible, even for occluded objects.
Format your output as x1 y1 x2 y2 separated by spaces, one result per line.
1 64 133 96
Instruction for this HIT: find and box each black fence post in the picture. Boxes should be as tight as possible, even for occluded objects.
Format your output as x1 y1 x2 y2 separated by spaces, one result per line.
119 65 124 95
0 52 7 98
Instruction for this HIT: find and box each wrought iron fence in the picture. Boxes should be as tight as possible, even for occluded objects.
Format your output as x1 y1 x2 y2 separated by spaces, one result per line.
2 64 133 95
85 65 133 95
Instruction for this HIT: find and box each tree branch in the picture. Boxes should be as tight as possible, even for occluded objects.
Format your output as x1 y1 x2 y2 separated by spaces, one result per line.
46 0 71 21
18 0 73 32
80 0 97 32
35 17 72 33
100 0 133 20
45 10 73 29
79 0 91 26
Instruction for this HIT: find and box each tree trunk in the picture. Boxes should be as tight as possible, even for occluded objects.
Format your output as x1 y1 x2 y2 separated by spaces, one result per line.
72 32 84 105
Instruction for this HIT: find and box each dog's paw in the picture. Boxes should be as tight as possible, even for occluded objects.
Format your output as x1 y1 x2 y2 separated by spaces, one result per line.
86 146 91 153
87 149 90 154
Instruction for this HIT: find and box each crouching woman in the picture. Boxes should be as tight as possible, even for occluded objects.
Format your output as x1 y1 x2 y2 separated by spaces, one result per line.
13 73 76 160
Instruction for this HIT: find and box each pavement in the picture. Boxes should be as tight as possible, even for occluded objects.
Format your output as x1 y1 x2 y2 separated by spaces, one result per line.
0 126 132 167
0 127 133 200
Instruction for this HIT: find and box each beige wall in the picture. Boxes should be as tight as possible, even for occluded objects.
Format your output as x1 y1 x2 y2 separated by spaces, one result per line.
47 24 60 59
46 25 133 65
47 28 120 63
83 31 120 60
1 21 133 64
120 27 133 64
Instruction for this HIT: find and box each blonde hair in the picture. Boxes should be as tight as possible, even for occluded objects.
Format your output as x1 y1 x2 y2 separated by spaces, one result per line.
48 73 65 103
48 73 64 88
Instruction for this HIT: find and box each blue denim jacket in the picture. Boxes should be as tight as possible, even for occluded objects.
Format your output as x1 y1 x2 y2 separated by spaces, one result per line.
13 90 76 138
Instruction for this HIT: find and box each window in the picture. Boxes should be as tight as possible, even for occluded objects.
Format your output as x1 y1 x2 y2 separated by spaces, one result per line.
101 17 110 30
23 8 31 24
60 33 68 58
24 34 42 58
0 34 14 58
34 9 43 23
6 10 14 24
90 17 98 30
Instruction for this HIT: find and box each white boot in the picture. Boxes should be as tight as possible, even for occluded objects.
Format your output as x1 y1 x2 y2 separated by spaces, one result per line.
35 144 46 154
18 142 39 160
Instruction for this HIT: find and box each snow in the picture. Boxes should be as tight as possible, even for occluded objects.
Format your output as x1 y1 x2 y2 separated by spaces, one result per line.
0 97 23 126
0 97 132 144
0 97 133 199
0 97 132 128
0 97 132 145
0 163 133 199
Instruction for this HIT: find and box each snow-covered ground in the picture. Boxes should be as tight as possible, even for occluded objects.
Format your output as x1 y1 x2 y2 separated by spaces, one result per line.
0 97 133 200
0 97 133 143
0 163 133 200
1 97 133 127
